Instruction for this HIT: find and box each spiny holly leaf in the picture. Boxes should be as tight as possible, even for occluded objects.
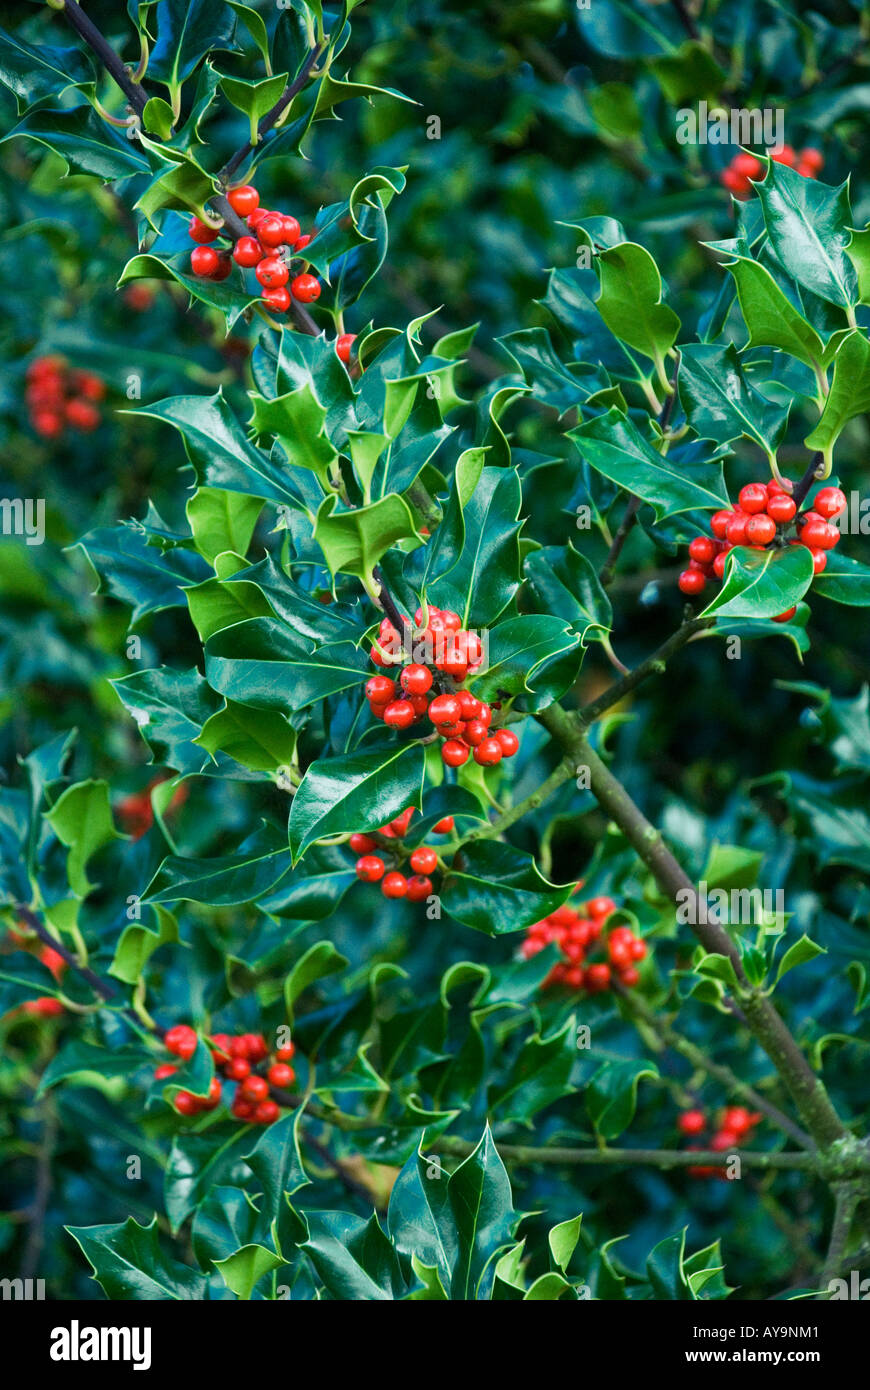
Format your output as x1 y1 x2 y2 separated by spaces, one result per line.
66 1216 209 1300
427 465 524 626
164 1127 255 1232
678 343 788 465
313 493 421 583
585 1057 660 1139
722 254 827 372
73 522 210 628
37 1041 154 1097
524 543 613 643
248 385 339 490
805 330 870 470
289 742 426 861
148 0 240 104
441 841 573 935
468 614 582 703
571 407 730 518
196 699 297 774
118 251 262 331
701 544 815 620
488 1017 577 1123
44 779 124 897
284 940 348 1020
112 668 220 775
582 239 680 385
145 827 294 906
109 904 179 985
2 105 149 181
755 162 858 311
204 617 370 713
0 27 95 111
186 488 263 565
299 1210 409 1300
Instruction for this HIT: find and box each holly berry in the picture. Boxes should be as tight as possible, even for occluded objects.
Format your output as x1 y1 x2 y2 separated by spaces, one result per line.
433 816 454 833
766 493 797 523
725 511 749 544
383 699 416 729
188 216 219 243
678 568 706 595
254 1100 280 1125
688 536 716 565
474 737 503 767
382 872 408 898
336 334 357 363
495 728 519 757
800 518 838 550
356 855 385 883
174 1091 199 1116
241 1075 269 1102
813 486 847 519
262 286 291 313
291 273 320 303
154 1063 177 1081
366 676 395 704
228 185 259 216
276 1042 296 1062
256 256 289 289
349 832 376 853
257 213 287 248
267 1063 295 1089
232 236 263 267
293 234 312 253
280 214 301 244
165 1024 197 1059
441 739 469 767
678 1109 706 1136
400 664 433 695
225 1057 251 1081
410 846 438 874
406 874 433 901
65 399 100 432
587 896 616 919
585 962 611 992
710 510 732 539
745 513 776 546
738 483 768 514
773 607 797 623
191 245 220 277
429 694 462 728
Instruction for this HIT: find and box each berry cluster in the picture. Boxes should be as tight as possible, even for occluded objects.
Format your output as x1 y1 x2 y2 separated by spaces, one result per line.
351 807 454 900
158 1025 296 1124
721 145 823 198
521 895 648 992
368 606 519 769
25 355 105 439
677 1105 762 1178
678 482 847 620
188 183 323 318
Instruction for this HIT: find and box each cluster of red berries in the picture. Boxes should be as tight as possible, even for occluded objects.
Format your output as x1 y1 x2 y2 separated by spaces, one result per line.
678 482 847 620
677 1105 762 1178
521 894 648 992
367 606 518 769
721 145 823 198
188 183 318 312
351 806 455 900
157 1025 296 1124
25 355 105 439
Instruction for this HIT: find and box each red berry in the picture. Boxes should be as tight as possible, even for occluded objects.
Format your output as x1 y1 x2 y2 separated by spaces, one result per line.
739 484 769 515
75 371 105 402
228 185 259 217
210 1033 232 1060
165 1024 197 1059
585 963 611 993
745 513 776 546
711 510 732 539
382 872 408 899
713 549 731 579
618 965 641 987
174 1091 199 1116
241 1075 269 1102
256 256 289 289
799 147 824 173
474 737 503 767
211 254 233 281
293 234 312 253
225 1057 251 1081
291 273 320 303
772 144 796 166
800 518 838 550
711 1128 740 1152
257 213 287 247
410 846 437 874
725 512 749 544
244 1034 268 1062
154 1063 177 1081
356 855 385 883
722 1106 753 1135
201 1077 222 1110
773 606 796 623
231 1097 255 1120
365 676 396 704
678 568 706 595
732 152 762 178
766 493 797 523
247 207 268 229
406 874 433 901
630 937 647 960
391 808 415 836
191 245 220 277
813 486 847 520
65 399 100 432
495 728 519 757
232 235 263 267
462 718 489 747
400 664 433 695
262 286 291 313
688 536 716 564
383 699 416 729
276 1042 295 1062
188 216 219 243
441 739 469 767
336 333 356 364
587 896 616 920
433 816 454 833
429 694 462 728
678 1109 706 1136
280 214 301 243
349 832 376 853
264 1062 295 1093
254 1100 280 1125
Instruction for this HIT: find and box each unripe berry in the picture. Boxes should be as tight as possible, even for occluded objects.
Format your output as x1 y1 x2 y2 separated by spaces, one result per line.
191 245 220 277
291 273 320 303
256 256 289 288
356 855 385 883
382 872 408 898
228 185 259 216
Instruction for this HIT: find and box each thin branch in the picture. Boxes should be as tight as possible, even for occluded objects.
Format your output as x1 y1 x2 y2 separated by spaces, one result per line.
219 44 325 185
822 1182 862 1285
669 0 700 42
463 756 575 842
61 0 147 117
432 1136 822 1172
577 616 714 727
15 904 118 1003
793 451 825 511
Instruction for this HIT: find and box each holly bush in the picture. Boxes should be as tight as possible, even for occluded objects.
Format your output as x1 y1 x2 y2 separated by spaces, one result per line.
1 0 870 1306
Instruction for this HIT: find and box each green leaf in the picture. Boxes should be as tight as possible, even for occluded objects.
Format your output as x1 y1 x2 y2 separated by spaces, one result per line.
701 544 814 620
756 161 857 311
441 842 572 935
196 699 297 774
805 331 870 469
66 1216 208 1300
164 1127 254 1232
678 343 787 463
220 71 287 124
488 1018 577 1123
149 0 239 103
3 105 149 180
446 1126 518 1300
118 251 260 331
146 829 293 907
571 408 730 518
204 618 370 713
284 941 348 1020
112 668 220 775
586 1057 659 1140
300 1211 409 1300
45 780 123 897
549 1215 583 1274
774 934 826 985
589 241 680 382
109 905 179 985
289 742 426 861
186 488 262 564
428 465 523 627
244 1108 309 1253
723 255 826 371
314 493 421 584
214 1243 283 1299
813 550 870 606
38 1041 153 1097
74 521 209 627
468 614 581 703
524 543 613 642
0 27 95 111
248 385 339 490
